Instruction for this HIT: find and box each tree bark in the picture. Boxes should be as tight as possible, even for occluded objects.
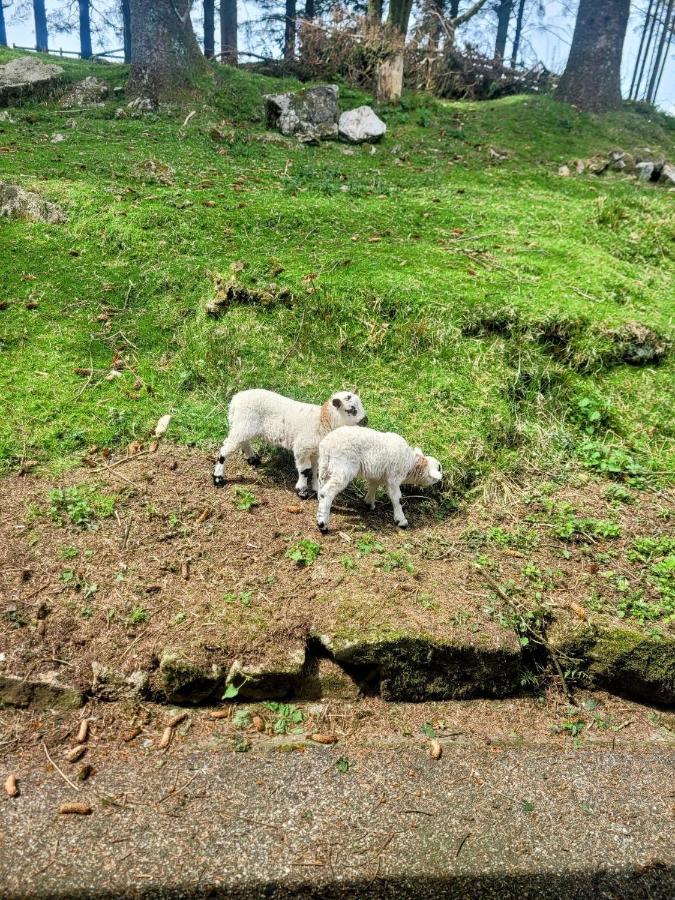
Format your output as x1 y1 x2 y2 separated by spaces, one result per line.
646 0 674 102
284 0 296 60
33 0 48 52
509 0 525 67
556 0 630 112
79 0 93 59
122 0 132 63
449 0 460 16
0 3 8 48
633 0 664 99
220 0 237 64
203 0 215 58
305 0 315 18
367 0 383 22
494 0 512 60
127 0 208 100
652 11 674 100
388 0 415 35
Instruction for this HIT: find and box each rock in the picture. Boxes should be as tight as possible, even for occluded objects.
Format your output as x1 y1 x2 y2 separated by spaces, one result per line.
588 155 610 176
226 649 306 701
659 162 675 185
558 165 571 177
114 108 128 119
0 182 65 224
0 56 64 107
636 161 655 181
572 159 585 174
60 76 109 109
91 662 148 701
158 652 224 703
127 97 156 113
0 672 84 709
50 133 64 143
264 85 339 142
0 110 15 123
338 106 386 144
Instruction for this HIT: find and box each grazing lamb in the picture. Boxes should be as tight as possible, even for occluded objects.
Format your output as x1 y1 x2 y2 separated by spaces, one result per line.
316 427 442 532
213 389 367 497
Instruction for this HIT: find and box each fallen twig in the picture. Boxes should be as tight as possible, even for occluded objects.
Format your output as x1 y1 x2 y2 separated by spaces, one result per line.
43 742 79 792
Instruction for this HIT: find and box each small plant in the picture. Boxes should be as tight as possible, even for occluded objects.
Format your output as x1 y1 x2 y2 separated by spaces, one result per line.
573 395 610 434
59 546 79 560
224 590 253 607
48 485 116 528
232 487 260 511
356 532 384 555
4 609 27 628
287 539 321 567
341 555 357 573
232 708 252 729
521 800 535 813
554 718 585 738
80 606 94 619
128 606 148 625
418 592 438 610
264 702 304 734
420 723 436 738
522 562 541 581
336 756 351 774
576 440 644 480
172 611 187 625
378 551 414 573
605 484 632 505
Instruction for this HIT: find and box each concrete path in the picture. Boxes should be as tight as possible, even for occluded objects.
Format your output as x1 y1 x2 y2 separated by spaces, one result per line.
2 742 674 898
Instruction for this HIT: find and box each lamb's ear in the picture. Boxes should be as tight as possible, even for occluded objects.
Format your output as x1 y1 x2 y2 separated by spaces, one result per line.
332 397 342 409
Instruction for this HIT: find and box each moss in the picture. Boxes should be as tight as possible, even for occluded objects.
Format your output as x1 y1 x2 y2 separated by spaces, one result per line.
587 629 675 705
159 652 225 704
0 673 84 709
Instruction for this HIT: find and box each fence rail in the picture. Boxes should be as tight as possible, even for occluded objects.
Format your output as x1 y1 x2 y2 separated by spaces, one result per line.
12 43 125 61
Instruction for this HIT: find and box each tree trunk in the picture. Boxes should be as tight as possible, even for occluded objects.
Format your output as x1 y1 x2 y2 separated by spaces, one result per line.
633 0 664 99
305 0 316 18
646 0 674 102
220 0 237 64
388 0 415 35
127 0 208 100
377 52 404 101
509 0 525 67
449 0 460 16
0 3 8 48
204 0 215 58
33 0 48 52
122 0 132 63
367 0 383 22
629 0 656 98
556 0 630 112
494 0 512 60
79 0 93 59
284 0 296 60
653 13 674 99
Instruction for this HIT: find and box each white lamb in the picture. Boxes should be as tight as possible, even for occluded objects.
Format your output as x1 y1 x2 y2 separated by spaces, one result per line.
316 426 443 532
213 389 367 497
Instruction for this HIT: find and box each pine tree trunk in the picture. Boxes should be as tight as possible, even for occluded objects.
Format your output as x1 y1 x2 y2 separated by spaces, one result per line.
427 0 445 53
388 0 415 35
367 0 383 23
634 0 664 99
646 0 674 102
494 0 512 60
449 0 460 16
79 0 93 59
284 0 297 60
556 0 630 112
509 0 525 67
204 0 215 58
33 0 48 52
630 0 656 98
220 0 237 64
305 0 316 18
122 0 132 63
0 3 8 48
127 0 208 100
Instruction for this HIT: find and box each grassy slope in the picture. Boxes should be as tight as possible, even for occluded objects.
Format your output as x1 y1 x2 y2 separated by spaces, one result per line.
1 49 673 490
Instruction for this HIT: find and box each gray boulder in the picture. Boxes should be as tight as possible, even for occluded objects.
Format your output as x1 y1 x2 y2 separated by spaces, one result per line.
0 56 64 107
338 105 386 144
659 162 675 185
264 84 338 142
60 76 109 109
635 161 655 181
0 182 65 223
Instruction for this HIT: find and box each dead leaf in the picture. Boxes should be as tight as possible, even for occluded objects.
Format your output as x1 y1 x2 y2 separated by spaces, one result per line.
121 726 141 742
252 715 265 733
195 509 213 525
570 601 588 621
154 414 171 437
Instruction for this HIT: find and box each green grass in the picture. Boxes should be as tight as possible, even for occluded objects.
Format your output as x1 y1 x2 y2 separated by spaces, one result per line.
1 48 673 490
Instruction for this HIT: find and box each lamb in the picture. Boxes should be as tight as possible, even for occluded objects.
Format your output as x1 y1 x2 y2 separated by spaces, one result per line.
213 389 367 497
316 426 442 532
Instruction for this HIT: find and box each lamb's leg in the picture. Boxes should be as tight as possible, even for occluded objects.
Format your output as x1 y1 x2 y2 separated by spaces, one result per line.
294 450 314 499
213 436 245 487
364 480 378 510
310 456 320 494
317 476 349 533
386 480 408 528
240 441 261 467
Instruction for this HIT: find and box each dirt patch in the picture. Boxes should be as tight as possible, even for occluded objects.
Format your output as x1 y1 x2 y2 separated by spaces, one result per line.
0 446 672 706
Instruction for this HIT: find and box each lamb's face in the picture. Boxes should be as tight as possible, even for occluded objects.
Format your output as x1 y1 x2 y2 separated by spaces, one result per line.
330 391 367 426
410 451 443 487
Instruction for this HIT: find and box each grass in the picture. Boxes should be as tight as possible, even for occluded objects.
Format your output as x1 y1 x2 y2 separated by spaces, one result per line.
0 48 674 494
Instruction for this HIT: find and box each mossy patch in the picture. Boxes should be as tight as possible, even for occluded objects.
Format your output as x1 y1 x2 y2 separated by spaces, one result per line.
158 652 225 704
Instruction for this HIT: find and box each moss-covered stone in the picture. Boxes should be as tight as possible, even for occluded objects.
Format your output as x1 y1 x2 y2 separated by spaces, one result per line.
226 649 306 701
159 652 225 704
0 672 84 709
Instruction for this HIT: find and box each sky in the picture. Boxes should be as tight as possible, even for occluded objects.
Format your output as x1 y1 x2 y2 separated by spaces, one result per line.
3 1 674 113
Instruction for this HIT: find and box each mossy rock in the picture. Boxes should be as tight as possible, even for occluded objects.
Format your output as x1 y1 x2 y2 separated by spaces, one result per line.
323 631 521 702
226 648 306 701
0 672 84 709
158 652 225 704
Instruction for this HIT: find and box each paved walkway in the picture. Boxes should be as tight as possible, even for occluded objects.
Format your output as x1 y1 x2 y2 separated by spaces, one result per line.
2 742 674 898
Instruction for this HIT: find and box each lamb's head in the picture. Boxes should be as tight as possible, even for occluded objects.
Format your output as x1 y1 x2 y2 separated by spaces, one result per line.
328 391 367 427
407 449 443 487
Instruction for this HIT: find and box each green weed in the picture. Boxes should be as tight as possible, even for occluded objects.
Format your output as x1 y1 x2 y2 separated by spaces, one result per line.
264 702 304 734
48 486 116 528
232 487 260 511
287 539 321 567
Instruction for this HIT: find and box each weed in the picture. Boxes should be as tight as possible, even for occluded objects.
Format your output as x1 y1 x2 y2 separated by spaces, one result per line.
80 606 94 619
232 487 260 511
336 757 351 774
341 555 357 573
420 723 436 738
543 501 621 541
264 702 304 734
418 592 438 610
4 609 27 628
287 539 321 567
232 708 252 729
48 485 116 528
128 606 148 625
521 800 536 813
356 533 384 555
554 718 585 738
233 733 250 752
577 441 644 480
59 546 79 560
378 551 414 573
224 590 253 607
573 395 611 434
628 535 675 562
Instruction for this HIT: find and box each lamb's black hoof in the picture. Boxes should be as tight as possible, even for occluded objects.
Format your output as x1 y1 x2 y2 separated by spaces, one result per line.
317 521 328 534
213 474 226 488
247 455 262 468
296 488 311 500
396 521 408 529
